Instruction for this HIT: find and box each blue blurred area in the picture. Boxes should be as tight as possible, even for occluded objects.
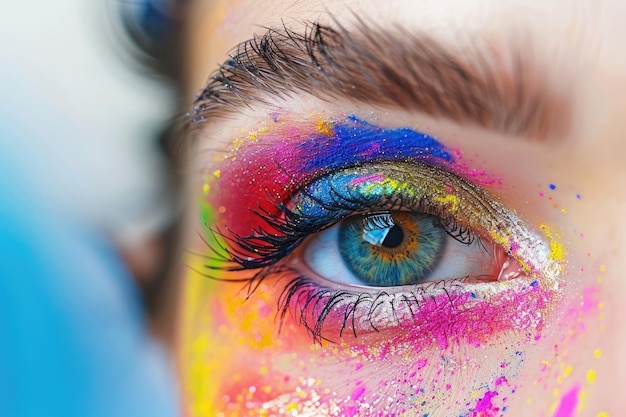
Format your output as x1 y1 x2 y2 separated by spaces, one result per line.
0 136 178 416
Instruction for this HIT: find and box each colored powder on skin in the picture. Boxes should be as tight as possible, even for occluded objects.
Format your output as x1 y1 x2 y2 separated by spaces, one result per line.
540 224 566 262
552 385 580 417
449 148 502 186
207 115 458 241
186 113 566 416
474 390 498 413
351 385 366 401
344 281 550 358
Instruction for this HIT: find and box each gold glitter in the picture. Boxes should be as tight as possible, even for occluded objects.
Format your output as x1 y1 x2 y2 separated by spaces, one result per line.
434 194 460 212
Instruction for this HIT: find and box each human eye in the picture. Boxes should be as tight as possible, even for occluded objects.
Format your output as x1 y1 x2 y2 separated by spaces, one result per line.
197 114 562 347
177 18 594 416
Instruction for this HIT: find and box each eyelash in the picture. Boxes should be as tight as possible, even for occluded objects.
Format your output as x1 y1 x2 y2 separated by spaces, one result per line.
198 163 512 343
207 179 480 271
238 263 470 344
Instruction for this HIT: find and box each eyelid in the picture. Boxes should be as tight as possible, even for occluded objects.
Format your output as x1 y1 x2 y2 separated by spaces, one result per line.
274 265 547 342
225 160 559 284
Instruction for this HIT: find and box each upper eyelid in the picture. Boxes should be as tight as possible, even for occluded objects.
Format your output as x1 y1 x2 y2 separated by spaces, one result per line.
185 21 570 143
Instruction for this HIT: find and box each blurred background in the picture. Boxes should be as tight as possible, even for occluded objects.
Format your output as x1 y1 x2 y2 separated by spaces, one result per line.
0 2 181 415
1 0 174 246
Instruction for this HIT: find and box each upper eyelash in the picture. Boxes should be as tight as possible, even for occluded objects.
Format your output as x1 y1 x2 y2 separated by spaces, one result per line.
204 180 479 272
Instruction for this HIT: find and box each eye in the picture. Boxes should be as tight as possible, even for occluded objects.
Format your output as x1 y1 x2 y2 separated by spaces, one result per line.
303 211 500 287
204 158 560 344
200 114 565 346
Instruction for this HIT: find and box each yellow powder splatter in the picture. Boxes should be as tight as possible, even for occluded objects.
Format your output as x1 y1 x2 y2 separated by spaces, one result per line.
586 369 597 383
600 265 606 272
202 184 210 195
550 240 565 261
213 170 221 178
597 412 609 417
232 137 244 149
561 208 568 214
563 365 573 377
577 389 587 412
434 195 460 212
540 224 566 261
594 348 602 359
316 119 334 136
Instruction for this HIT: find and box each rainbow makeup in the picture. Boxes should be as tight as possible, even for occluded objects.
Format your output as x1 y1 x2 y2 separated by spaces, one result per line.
181 113 565 416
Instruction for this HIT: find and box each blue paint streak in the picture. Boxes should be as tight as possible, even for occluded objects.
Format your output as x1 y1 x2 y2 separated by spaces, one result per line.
298 116 452 174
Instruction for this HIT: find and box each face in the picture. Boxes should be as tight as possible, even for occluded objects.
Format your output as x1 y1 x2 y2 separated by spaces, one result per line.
174 1 626 416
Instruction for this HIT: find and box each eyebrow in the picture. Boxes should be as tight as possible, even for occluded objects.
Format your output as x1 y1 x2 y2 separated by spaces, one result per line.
185 21 569 140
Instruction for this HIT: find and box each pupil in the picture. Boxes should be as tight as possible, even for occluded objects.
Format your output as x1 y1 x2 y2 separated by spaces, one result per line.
381 225 403 248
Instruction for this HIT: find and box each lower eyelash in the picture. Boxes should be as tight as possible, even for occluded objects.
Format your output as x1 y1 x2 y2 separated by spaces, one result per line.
248 264 474 344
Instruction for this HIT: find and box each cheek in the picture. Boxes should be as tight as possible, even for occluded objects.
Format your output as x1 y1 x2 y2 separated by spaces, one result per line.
178 264 555 416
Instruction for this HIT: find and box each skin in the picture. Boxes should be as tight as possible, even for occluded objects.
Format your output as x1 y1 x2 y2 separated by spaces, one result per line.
172 0 626 415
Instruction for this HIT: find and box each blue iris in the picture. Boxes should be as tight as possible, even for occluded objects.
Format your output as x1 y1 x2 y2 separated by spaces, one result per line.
338 212 446 286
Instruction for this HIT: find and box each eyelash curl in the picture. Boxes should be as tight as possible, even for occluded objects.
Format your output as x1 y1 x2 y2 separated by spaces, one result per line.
203 166 480 273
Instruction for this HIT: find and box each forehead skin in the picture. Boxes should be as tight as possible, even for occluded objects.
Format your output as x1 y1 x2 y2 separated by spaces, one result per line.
180 0 626 415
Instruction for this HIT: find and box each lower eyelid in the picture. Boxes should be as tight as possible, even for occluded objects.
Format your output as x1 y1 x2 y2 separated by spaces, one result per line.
270 263 551 346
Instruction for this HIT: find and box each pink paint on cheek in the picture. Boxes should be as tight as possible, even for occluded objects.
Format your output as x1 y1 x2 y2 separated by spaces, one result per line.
580 286 599 313
351 385 366 401
415 358 429 370
326 282 550 361
474 390 498 413
552 385 580 417
398 283 549 352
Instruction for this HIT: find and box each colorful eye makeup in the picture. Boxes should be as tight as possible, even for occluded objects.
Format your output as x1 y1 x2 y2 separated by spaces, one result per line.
183 113 565 416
